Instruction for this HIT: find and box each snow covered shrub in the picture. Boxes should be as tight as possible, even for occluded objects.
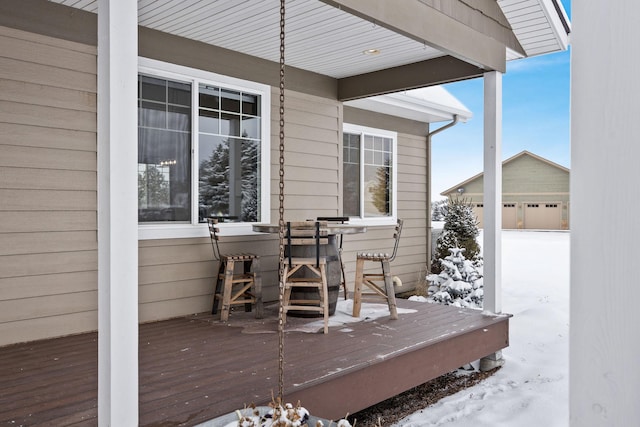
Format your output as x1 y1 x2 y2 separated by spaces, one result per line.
427 247 483 309
431 197 481 273
431 199 448 221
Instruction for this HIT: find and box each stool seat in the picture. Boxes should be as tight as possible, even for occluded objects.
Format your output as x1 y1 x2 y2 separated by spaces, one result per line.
357 252 391 261
221 253 259 261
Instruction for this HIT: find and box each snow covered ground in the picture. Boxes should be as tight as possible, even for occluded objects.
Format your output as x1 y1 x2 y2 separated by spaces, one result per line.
395 230 570 427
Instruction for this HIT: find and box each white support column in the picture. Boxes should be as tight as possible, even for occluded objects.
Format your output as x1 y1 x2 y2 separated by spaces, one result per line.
571 2 640 424
479 70 503 372
482 71 503 315
97 0 139 425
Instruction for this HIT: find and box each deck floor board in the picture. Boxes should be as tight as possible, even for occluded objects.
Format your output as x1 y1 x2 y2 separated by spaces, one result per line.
0 299 509 426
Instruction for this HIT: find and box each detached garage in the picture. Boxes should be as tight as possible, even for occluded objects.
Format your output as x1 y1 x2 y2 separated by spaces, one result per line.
441 151 570 230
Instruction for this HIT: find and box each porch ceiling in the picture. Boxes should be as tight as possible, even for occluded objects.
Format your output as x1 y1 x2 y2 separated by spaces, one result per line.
49 0 569 97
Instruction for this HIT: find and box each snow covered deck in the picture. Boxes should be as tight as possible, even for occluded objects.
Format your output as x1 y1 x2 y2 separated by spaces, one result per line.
0 299 509 425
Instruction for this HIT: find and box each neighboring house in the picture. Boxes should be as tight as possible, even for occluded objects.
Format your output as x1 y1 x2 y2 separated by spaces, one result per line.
441 151 570 230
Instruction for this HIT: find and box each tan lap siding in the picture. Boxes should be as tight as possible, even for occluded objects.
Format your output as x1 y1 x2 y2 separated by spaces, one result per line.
0 26 97 346
270 89 342 220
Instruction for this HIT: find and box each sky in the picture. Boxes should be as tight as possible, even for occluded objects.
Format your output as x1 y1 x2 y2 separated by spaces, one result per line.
430 0 572 199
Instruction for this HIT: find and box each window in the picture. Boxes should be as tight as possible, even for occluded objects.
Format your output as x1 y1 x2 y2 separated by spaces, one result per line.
342 124 397 223
138 58 270 239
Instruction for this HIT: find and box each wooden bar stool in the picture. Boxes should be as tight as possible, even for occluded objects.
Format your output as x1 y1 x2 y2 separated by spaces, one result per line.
352 219 403 320
282 221 330 334
207 218 263 321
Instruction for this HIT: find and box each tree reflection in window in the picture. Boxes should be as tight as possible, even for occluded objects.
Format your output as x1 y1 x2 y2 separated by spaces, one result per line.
198 136 259 222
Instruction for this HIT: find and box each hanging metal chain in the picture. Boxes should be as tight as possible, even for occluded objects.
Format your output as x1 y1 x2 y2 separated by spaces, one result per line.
277 0 286 403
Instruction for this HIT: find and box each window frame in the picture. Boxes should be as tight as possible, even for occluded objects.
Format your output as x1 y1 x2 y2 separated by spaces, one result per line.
342 123 398 226
138 58 270 239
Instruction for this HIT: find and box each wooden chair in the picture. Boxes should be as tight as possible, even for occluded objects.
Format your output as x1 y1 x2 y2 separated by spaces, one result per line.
316 216 349 300
352 219 403 320
282 221 330 334
207 217 263 321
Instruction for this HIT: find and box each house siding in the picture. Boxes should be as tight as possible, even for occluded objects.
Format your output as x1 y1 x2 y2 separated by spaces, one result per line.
0 25 98 346
0 10 431 344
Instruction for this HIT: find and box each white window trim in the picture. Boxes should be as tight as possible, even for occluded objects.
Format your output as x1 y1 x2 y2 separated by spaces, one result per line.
343 123 398 226
137 57 270 239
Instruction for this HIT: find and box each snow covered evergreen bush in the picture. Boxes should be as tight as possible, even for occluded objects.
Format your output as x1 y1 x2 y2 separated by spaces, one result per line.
431 197 482 273
431 199 448 221
427 247 483 309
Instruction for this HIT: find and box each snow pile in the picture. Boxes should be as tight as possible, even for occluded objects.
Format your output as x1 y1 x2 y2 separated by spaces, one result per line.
397 230 570 427
288 299 416 333
228 402 352 427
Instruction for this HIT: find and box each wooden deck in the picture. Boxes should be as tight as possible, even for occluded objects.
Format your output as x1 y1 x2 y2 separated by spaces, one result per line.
0 299 509 426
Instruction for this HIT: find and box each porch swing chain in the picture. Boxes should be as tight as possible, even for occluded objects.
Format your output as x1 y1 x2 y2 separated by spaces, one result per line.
277 0 286 402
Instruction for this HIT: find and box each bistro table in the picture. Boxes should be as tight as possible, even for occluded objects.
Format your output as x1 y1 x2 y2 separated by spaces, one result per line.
252 222 366 316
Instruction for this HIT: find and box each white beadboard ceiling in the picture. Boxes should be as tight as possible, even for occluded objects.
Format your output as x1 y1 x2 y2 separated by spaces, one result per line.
50 0 569 78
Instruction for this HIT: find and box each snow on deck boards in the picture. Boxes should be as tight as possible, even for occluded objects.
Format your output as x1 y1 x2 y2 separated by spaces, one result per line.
0 299 509 426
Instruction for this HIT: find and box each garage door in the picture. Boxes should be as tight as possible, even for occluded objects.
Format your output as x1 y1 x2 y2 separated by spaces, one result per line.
524 203 562 229
502 203 517 229
473 203 484 228
472 204 517 229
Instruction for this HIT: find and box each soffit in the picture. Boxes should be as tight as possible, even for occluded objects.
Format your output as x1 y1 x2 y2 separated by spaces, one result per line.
498 0 570 59
50 0 445 79
49 0 569 81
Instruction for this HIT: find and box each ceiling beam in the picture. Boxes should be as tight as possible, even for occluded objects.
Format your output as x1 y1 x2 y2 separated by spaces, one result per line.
337 55 484 101
321 0 507 73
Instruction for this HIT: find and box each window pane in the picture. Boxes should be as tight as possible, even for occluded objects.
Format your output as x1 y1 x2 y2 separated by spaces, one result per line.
241 116 260 139
374 136 384 151
343 163 360 217
221 112 241 137
138 76 192 223
364 163 391 217
139 101 166 129
140 76 166 102
168 105 190 131
199 85 219 109
221 89 241 113
198 135 260 222
198 85 262 223
364 149 374 165
342 132 361 217
138 128 191 222
364 135 374 150
199 109 220 134
242 93 259 116
168 81 191 106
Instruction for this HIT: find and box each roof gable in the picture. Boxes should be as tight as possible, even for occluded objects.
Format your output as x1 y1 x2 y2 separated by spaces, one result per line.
441 150 569 196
